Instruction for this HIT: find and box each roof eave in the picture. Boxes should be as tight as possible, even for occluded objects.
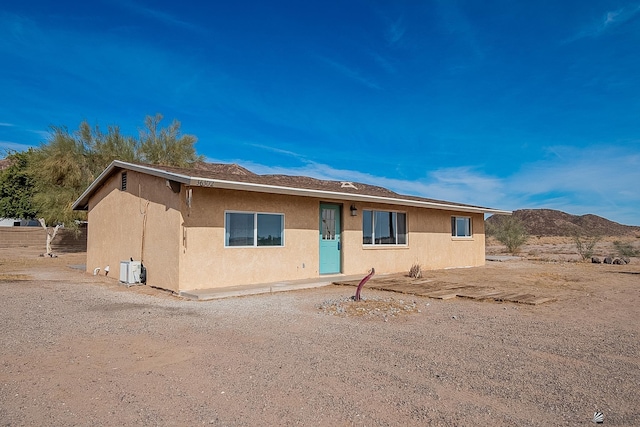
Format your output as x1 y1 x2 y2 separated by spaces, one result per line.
72 160 192 210
188 177 512 215
73 161 512 216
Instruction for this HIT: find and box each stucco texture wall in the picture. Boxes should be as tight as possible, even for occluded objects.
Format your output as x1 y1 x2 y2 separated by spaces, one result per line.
86 171 182 292
178 189 485 291
86 171 485 292
342 204 485 275
179 188 321 290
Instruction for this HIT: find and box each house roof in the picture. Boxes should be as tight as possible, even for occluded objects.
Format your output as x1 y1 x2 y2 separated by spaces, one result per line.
72 160 512 215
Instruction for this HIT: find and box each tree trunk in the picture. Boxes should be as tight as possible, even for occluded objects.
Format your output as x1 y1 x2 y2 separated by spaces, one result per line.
38 218 61 256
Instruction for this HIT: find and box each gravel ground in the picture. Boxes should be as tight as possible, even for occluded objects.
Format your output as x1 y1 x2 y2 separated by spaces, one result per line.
1 249 639 426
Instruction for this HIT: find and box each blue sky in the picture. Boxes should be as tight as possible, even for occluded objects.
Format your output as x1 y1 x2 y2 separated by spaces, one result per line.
1 1 639 225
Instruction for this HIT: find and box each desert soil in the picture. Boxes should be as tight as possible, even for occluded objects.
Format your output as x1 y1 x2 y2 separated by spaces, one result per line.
0 243 639 426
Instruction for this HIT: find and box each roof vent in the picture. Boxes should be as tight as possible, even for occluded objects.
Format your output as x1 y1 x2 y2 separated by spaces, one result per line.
166 179 181 194
341 181 358 190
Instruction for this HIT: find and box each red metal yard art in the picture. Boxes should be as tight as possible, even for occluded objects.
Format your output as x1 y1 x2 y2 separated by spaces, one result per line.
354 268 375 301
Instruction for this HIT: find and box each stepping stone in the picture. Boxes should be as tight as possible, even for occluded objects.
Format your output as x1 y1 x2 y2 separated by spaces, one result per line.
333 277 555 305
419 289 459 300
456 289 501 300
503 293 536 302
491 292 526 301
514 295 556 305
411 279 434 285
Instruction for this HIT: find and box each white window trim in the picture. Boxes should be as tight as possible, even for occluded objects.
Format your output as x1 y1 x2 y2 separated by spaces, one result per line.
224 210 285 248
362 209 408 247
451 216 473 239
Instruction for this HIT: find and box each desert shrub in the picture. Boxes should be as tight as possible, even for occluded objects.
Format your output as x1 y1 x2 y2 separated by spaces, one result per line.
409 263 422 279
492 216 528 254
613 240 640 257
573 233 601 261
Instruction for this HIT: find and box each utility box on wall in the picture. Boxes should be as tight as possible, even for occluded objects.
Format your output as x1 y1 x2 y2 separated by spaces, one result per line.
120 260 142 285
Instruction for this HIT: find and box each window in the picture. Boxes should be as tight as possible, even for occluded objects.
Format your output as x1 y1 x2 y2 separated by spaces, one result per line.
321 207 336 240
225 212 284 247
363 210 407 245
451 216 472 237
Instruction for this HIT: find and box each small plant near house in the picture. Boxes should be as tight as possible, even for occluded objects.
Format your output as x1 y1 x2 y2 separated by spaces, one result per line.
409 263 422 279
613 240 640 258
573 232 601 261
489 216 528 254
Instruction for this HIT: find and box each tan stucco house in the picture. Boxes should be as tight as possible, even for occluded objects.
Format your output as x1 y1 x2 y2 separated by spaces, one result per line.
72 160 510 294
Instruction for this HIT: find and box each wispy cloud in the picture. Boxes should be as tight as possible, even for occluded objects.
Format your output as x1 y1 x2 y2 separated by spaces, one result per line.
27 129 49 140
510 146 639 197
0 10 211 126
504 145 640 224
118 2 208 35
602 5 640 29
0 140 34 153
245 143 307 160
433 0 484 58
386 17 406 45
0 117 46 151
567 4 640 42
314 55 382 90
0 13 40 53
211 143 640 225
367 50 396 74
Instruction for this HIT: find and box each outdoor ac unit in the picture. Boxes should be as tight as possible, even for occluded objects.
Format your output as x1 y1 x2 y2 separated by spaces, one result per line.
120 260 142 285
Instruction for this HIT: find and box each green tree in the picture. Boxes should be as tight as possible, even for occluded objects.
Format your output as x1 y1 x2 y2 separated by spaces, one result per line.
0 150 38 221
490 216 528 254
8 114 200 255
138 113 201 167
28 125 95 255
78 121 138 169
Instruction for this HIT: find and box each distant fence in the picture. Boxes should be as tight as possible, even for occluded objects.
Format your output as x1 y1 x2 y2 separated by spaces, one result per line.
0 227 87 253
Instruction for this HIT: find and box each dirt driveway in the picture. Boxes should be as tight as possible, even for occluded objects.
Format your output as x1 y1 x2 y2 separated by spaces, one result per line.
1 248 639 426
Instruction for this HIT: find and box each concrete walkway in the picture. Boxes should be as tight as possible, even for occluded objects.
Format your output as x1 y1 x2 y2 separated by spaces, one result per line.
179 273 365 301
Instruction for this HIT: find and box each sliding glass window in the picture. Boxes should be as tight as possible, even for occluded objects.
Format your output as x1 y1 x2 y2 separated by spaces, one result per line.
363 210 407 245
225 212 284 247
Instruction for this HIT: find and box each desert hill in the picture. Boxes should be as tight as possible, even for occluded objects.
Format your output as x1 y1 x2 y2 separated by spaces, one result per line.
486 209 640 237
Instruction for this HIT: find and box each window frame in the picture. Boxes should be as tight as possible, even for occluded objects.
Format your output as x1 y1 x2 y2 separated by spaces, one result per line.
224 211 285 248
362 209 407 246
451 216 473 238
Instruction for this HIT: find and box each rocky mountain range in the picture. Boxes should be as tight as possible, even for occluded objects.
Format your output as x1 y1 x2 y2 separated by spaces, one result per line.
486 209 640 237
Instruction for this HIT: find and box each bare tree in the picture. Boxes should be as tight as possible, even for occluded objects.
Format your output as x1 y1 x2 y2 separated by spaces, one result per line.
573 232 601 261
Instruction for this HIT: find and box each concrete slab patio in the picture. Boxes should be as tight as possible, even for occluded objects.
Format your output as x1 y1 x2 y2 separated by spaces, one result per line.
178 268 555 305
179 273 366 301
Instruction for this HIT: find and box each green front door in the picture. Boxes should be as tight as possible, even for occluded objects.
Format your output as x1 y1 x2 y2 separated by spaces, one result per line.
319 204 341 274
